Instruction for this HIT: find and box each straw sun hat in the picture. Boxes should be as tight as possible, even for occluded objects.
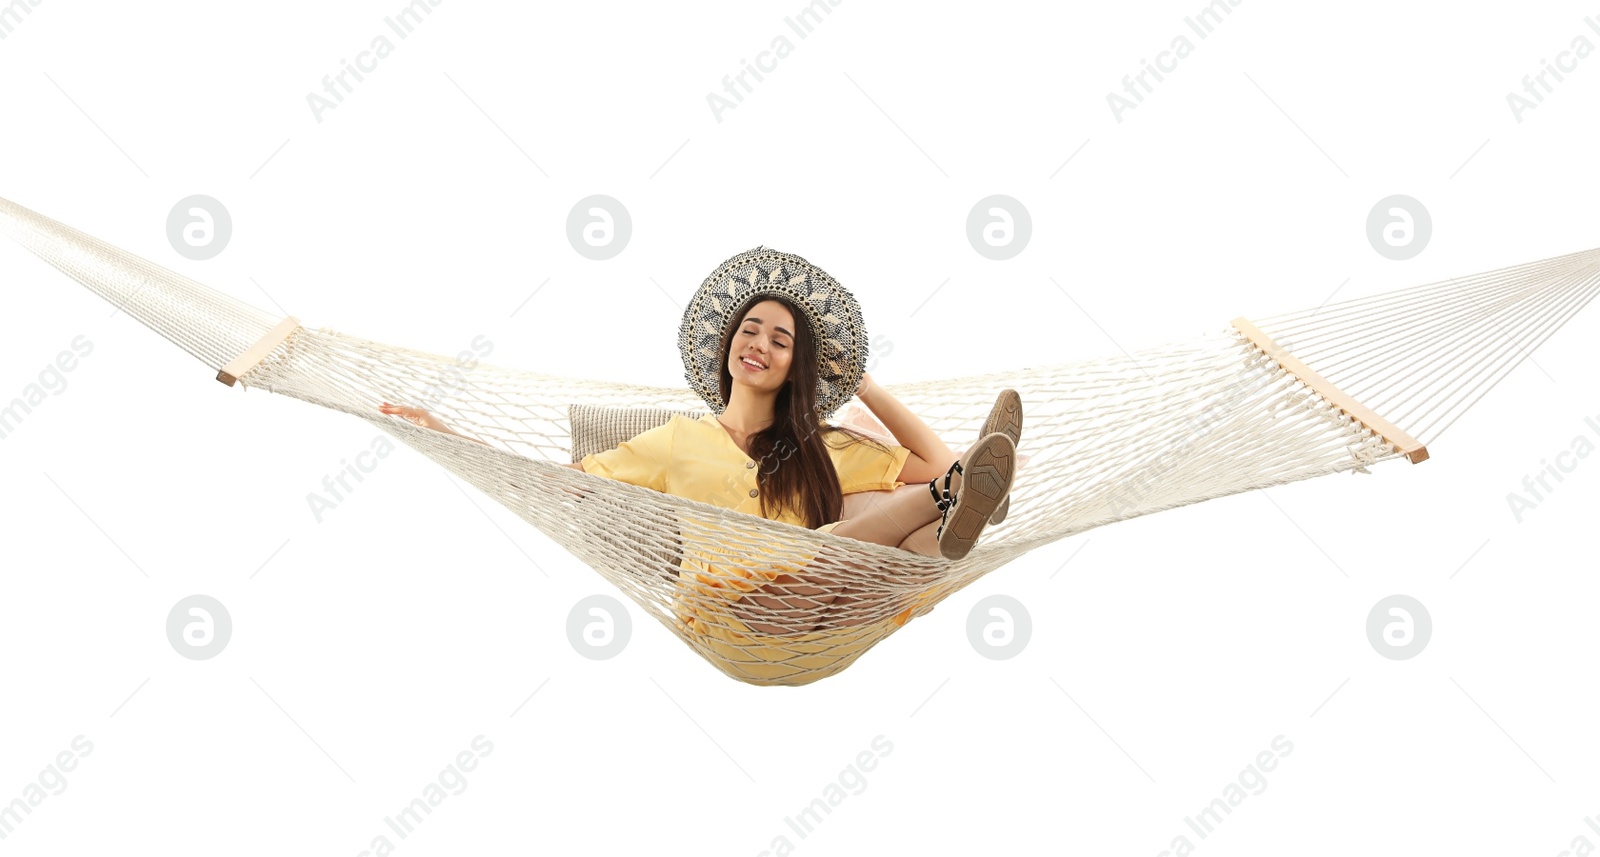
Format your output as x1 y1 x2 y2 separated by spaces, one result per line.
677 246 868 420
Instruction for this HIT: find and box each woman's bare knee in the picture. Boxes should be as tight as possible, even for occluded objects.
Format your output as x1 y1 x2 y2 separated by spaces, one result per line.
841 483 926 519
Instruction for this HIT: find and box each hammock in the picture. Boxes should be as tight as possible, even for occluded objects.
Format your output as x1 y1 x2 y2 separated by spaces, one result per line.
4 194 1597 686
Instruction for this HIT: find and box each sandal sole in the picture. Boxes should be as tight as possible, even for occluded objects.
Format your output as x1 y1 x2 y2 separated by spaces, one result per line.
980 389 1022 524
938 432 1016 561
991 494 1012 526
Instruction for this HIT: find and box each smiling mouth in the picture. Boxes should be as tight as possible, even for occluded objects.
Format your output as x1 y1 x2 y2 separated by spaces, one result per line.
740 357 766 371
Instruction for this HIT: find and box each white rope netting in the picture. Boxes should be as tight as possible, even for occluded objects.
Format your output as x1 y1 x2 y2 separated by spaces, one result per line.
5 195 1596 685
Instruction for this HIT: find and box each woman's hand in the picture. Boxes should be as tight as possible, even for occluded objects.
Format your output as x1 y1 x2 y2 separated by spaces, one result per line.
379 402 590 501
378 402 451 433
378 401 490 447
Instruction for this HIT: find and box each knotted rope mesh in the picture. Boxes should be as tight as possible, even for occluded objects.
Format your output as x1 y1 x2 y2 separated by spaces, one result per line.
238 324 1393 685
5 195 1596 685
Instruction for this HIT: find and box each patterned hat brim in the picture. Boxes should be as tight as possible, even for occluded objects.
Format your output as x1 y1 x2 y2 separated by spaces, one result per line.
677 246 867 421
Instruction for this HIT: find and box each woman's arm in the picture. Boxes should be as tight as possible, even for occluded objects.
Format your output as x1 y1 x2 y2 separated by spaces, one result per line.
380 403 599 499
854 373 954 485
378 402 490 446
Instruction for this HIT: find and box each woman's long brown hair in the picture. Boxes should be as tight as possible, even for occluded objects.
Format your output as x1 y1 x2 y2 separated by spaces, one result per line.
717 294 896 529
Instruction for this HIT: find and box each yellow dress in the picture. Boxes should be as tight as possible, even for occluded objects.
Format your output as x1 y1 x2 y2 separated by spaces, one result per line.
581 413 920 684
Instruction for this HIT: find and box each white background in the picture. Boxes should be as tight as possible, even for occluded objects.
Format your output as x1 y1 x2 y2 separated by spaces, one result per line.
2 0 1598 854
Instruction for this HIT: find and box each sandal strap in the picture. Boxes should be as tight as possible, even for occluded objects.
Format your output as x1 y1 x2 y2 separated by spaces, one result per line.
928 459 964 539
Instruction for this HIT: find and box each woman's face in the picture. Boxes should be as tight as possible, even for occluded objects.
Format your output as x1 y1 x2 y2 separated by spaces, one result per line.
726 299 796 396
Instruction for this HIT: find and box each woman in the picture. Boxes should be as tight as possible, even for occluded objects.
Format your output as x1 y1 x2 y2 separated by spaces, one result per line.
379 249 1020 677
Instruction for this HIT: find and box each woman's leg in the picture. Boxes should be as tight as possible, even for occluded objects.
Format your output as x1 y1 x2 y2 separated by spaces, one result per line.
839 487 944 556
841 484 944 548
829 433 1012 557
894 519 943 557
827 480 947 553
831 428 1015 563
743 484 943 631
740 437 992 631
819 485 940 625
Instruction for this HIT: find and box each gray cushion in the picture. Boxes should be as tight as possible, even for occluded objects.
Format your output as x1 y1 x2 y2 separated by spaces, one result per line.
569 403 707 463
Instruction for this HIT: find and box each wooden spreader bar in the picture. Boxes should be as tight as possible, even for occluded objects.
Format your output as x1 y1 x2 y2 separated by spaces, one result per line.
1231 317 1429 464
216 316 301 387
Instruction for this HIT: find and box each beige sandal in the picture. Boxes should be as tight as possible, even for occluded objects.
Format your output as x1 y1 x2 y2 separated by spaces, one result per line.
978 389 1022 524
930 432 1017 561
